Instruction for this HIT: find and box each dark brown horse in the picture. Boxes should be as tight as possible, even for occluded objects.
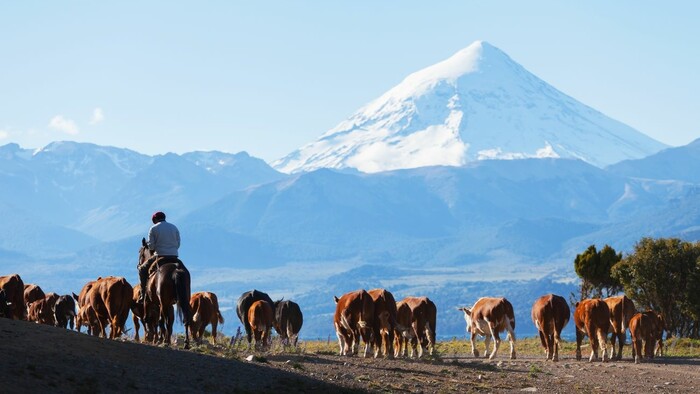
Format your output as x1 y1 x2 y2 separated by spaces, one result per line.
139 239 192 349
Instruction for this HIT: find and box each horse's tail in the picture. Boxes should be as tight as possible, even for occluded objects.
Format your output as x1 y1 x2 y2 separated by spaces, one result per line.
173 268 192 326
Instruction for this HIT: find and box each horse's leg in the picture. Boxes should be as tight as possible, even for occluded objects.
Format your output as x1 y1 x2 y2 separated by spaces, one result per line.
167 305 175 346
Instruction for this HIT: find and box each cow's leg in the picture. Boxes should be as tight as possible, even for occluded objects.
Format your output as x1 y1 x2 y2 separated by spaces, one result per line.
335 324 346 355
633 338 642 363
505 322 516 360
575 328 583 361
211 320 218 345
616 332 625 361
553 330 562 362
608 332 617 360
538 330 548 359
598 328 608 362
470 332 480 358
488 325 502 360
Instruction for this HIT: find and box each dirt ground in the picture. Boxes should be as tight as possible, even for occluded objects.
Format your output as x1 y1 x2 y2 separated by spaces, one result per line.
1 318 699 393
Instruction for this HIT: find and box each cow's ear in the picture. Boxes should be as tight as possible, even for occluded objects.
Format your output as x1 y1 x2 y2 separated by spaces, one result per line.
575 302 580 307
142 237 147 247
333 296 339 304
72 292 79 302
463 308 471 316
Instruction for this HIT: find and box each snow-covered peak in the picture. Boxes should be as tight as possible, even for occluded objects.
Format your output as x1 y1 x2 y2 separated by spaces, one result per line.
273 41 667 174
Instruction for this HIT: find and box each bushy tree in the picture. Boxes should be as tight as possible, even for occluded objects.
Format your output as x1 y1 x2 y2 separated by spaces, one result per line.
612 237 700 338
573 244 622 300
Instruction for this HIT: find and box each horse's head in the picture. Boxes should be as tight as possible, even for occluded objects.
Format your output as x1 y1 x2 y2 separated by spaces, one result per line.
139 237 153 266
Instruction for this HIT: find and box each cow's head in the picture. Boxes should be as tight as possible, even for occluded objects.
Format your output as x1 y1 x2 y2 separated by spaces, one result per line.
458 307 472 332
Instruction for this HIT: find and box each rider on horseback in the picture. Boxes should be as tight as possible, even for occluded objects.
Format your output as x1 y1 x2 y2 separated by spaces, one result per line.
137 211 181 303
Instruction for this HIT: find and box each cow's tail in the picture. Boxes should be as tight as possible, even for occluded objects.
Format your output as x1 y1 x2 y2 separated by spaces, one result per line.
358 291 369 329
217 309 225 324
174 269 192 326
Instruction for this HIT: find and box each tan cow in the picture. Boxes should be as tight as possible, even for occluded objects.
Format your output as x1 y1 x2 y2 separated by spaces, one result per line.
333 290 375 357
459 297 516 360
652 312 666 357
76 303 104 337
629 311 660 363
604 295 636 360
399 296 437 358
247 300 273 350
190 291 225 344
531 294 570 362
367 288 397 359
574 298 610 362
0 274 25 320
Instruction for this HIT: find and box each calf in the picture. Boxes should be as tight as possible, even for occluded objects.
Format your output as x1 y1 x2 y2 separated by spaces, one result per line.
237 290 275 347
190 291 225 344
574 298 610 362
459 297 516 360
531 294 570 361
76 303 104 336
393 300 413 358
333 290 374 357
24 284 45 318
604 295 636 360
0 274 25 320
273 300 303 348
53 294 77 330
368 289 397 358
247 300 273 350
27 293 60 325
629 311 660 363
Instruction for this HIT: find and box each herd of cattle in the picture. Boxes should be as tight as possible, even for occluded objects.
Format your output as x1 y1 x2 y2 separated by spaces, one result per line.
1 272 666 364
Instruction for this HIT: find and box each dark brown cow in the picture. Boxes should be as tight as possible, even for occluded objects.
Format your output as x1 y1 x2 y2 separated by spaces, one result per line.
273 300 303 348
531 294 570 362
53 294 77 329
23 284 45 318
333 290 375 357
629 311 660 363
653 312 666 357
0 274 25 320
368 289 397 359
190 291 225 344
460 297 516 360
574 298 610 362
423 298 437 356
393 300 414 358
0 289 11 318
247 300 273 350
131 284 159 343
604 295 636 360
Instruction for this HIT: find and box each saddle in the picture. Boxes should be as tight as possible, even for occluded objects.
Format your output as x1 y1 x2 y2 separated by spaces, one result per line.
147 256 186 276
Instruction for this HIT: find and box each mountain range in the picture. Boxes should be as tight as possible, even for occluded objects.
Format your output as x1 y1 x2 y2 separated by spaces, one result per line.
1 41 697 339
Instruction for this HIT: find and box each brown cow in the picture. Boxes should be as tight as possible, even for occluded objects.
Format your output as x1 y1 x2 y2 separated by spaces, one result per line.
531 294 570 362
459 297 516 360
190 291 225 345
0 274 25 320
574 298 610 362
76 303 104 336
333 290 375 357
247 300 273 350
368 288 397 359
400 297 437 358
604 295 636 360
629 311 660 363
393 300 414 358
79 277 132 339
273 300 303 348
27 293 60 325
24 284 45 318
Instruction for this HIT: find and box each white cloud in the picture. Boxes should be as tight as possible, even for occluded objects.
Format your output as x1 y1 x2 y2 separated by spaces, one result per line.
0 130 8 139
89 107 104 125
48 115 79 135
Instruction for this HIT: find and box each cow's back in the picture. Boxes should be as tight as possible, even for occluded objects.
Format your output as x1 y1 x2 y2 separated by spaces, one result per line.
473 297 515 332
574 299 610 333
275 300 303 336
604 295 635 333
0 274 25 319
24 284 45 307
334 290 374 331
237 289 274 328
532 294 570 333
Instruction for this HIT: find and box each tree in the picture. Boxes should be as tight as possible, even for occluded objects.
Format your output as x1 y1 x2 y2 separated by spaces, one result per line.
612 237 700 338
573 244 622 301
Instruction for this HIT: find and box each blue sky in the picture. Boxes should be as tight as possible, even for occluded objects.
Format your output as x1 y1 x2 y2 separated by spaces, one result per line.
1 2 698 162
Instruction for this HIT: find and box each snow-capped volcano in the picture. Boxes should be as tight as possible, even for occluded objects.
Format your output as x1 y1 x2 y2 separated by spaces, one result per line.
273 41 667 174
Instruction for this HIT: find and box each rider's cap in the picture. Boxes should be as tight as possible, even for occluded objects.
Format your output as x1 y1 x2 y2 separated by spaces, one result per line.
152 211 166 223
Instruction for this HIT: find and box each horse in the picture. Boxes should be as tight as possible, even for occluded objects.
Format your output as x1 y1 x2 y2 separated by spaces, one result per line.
139 238 192 349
